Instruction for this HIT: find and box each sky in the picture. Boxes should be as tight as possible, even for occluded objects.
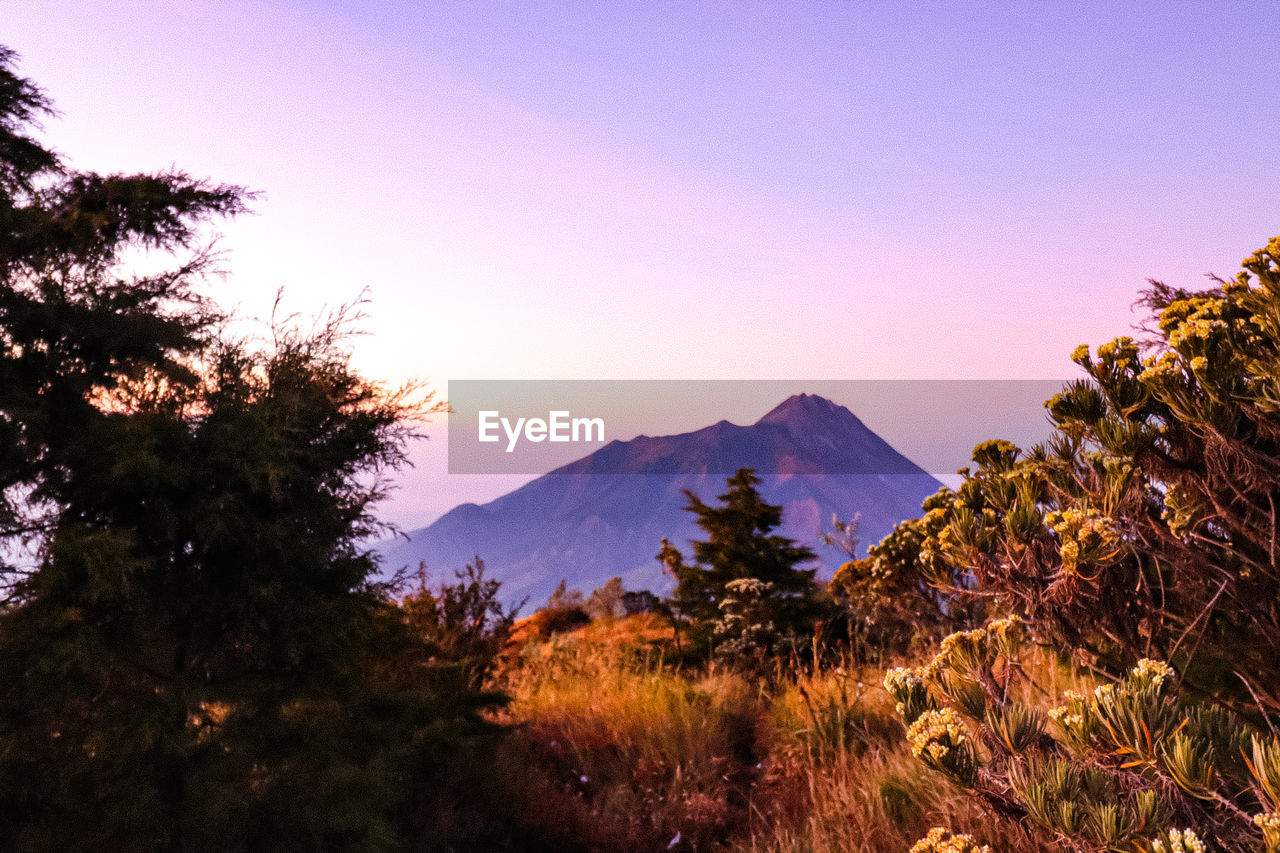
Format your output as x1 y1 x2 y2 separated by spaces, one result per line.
5 1 1279 526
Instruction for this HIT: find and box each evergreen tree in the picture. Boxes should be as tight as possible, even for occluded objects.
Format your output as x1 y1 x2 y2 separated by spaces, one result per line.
661 468 819 651
0 46 495 850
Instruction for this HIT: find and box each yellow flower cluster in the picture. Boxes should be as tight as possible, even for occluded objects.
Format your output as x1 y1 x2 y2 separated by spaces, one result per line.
909 827 992 853
1059 539 1081 570
907 707 968 761
1096 338 1138 370
1139 351 1182 383
1168 316 1227 350
927 629 978 674
884 665 926 715
1131 658 1175 688
1047 508 1119 573
1047 706 1083 730
1048 688 1087 731
987 614 1022 635
1150 828 1206 853
1162 297 1226 346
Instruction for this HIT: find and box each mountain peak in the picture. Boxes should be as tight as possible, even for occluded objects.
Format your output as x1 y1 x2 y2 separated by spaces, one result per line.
757 393 860 428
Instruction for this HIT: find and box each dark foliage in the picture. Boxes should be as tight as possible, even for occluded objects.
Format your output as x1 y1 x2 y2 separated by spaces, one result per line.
0 47 504 851
403 556 522 686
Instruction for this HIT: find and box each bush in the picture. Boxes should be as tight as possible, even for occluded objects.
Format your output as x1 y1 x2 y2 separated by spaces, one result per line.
402 556 521 686
881 238 1280 851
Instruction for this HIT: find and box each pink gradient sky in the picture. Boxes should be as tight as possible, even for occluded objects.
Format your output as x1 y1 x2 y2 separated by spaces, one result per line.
5 1 1279 527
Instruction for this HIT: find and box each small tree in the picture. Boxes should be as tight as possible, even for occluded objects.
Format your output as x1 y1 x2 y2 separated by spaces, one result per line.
711 577 784 671
660 467 820 654
545 578 585 611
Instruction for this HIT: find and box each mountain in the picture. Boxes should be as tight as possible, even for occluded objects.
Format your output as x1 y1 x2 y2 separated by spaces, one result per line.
380 394 942 607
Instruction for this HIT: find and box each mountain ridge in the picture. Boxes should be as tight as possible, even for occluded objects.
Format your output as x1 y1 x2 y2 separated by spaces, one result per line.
381 394 941 606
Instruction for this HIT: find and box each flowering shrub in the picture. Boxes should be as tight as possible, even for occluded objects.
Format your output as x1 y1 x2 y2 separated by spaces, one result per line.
884 620 1280 851
879 239 1280 850
711 577 784 670
909 826 992 853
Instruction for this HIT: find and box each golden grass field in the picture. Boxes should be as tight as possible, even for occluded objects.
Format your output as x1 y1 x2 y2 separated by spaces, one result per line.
485 613 1086 852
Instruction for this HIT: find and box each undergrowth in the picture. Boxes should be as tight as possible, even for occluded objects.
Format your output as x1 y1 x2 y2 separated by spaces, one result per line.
481 614 1068 852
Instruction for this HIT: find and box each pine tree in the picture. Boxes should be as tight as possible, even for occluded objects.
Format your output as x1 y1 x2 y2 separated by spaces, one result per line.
661 468 819 653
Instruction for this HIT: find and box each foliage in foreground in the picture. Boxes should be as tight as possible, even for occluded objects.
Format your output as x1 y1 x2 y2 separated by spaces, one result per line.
0 46 500 851
496 614 1050 853
881 239 1280 851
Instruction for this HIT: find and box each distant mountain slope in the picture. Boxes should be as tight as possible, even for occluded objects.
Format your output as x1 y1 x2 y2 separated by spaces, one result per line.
380 394 941 607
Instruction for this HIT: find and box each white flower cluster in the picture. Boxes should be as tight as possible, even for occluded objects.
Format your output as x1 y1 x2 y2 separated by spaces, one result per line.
884 666 925 695
884 665 927 716
722 577 772 596
907 707 968 761
909 826 991 853
1131 658 1175 688
1255 810 1280 848
1047 689 1086 730
1150 828 1206 853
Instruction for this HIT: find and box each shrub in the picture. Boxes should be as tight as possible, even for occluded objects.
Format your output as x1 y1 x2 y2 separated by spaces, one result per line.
401 556 521 686
875 238 1280 851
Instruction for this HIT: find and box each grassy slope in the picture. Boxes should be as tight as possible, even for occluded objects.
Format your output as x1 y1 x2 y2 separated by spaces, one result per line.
487 614 1076 852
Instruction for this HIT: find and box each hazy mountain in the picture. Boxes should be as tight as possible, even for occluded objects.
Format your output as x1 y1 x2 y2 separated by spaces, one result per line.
380 394 941 607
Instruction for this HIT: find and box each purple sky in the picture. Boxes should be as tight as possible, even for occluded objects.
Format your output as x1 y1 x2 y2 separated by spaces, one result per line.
6 1 1279 526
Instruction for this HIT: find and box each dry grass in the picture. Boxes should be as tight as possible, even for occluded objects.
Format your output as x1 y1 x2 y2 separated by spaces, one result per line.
497 615 762 850
742 662 1053 853
490 617 1072 852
